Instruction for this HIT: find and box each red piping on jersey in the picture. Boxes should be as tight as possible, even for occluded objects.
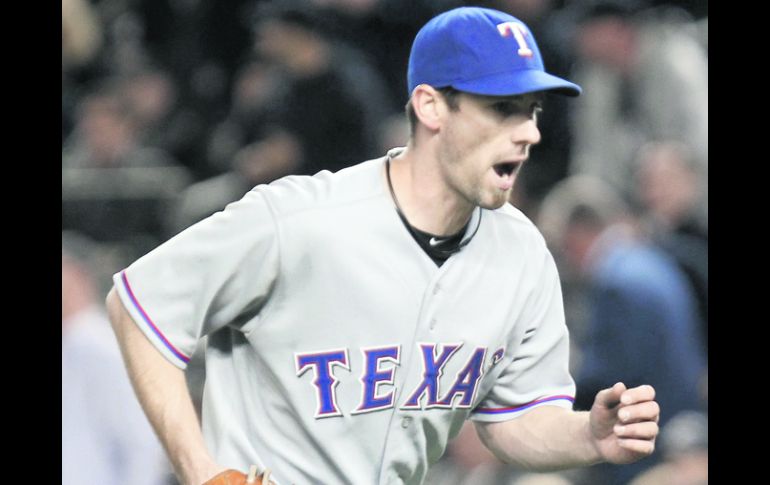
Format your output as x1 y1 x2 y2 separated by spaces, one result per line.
120 271 191 364
474 395 574 414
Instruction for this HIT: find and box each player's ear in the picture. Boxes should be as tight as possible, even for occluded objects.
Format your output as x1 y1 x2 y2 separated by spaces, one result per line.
410 84 444 133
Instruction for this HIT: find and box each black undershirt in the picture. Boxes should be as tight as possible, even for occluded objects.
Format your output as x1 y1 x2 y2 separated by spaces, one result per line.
385 155 479 267
394 211 468 267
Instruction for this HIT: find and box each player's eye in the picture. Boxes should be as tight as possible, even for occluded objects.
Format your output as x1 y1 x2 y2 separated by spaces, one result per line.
491 101 525 117
491 101 543 120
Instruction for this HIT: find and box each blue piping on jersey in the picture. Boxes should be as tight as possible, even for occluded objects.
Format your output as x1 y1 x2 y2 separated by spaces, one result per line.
474 395 574 414
120 271 191 364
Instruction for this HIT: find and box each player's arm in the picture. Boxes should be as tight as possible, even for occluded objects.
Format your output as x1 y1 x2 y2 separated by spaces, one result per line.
474 382 659 471
106 287 225 485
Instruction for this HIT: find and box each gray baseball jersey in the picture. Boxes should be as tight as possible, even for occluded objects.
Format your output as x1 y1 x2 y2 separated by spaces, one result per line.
112 148 576 485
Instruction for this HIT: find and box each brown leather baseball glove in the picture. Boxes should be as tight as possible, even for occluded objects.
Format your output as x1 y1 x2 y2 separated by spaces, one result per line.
202 466 275 485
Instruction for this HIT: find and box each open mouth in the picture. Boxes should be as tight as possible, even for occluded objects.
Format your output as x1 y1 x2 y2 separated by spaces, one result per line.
493 161 521 177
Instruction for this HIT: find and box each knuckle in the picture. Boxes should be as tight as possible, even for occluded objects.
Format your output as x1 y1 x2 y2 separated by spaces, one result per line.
650 401 660 415
619 409 631 422
646 441 656 454
643 423 659 438
632 422 658 438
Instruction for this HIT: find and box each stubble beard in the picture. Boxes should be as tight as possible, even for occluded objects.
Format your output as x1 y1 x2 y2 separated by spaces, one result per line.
438 138 512 211
437 134 479 209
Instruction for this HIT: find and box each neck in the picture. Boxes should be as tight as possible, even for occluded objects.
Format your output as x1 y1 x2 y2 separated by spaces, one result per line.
388 144 475 236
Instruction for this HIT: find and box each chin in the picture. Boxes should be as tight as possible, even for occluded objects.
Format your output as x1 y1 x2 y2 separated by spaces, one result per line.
478 193 511 210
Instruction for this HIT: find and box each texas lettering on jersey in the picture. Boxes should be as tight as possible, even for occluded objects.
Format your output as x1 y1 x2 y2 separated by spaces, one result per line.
295 343 505 419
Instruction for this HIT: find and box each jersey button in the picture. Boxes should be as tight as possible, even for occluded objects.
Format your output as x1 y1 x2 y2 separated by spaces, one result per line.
429 318 437 330
401 416 412 428
433 284 441 295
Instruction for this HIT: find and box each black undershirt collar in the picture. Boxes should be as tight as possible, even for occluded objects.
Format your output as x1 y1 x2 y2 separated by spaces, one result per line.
385 154 482 267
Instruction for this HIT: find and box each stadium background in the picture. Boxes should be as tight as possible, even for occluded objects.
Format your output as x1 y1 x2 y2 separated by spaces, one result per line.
62 1 708 484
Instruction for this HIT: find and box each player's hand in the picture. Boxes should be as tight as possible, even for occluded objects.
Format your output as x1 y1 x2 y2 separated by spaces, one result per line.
588 382 659 465
192 464 229 485
201 469 249 485
201 465 275 485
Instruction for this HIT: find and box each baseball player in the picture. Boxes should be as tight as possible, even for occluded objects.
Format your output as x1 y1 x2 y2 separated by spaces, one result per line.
106 7 660 485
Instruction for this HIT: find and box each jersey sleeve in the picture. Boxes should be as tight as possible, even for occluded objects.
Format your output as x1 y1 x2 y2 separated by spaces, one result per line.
112 188 281 369
470 249 576 422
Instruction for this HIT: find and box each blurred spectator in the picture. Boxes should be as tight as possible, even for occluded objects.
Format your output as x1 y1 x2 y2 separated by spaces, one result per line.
165 1 398 233
250 1 393 175
62 81 180 169
62 0 104 143
165 56 302 234
648 0 707 20
204 58 284 174
538 175 706 485
566 0 708 204
128 0 253 114
62 231 172 485
62 80 192 247
168 129 302 235
129 0 253 162
299 0 459 111
119 67 180 149
62 0 103 72
634 141 707 231
377 113 410 155
628 410 708 485
633 141 708 352
118 67 211 177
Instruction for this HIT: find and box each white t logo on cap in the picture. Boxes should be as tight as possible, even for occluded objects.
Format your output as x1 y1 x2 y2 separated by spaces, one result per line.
497 22 534 58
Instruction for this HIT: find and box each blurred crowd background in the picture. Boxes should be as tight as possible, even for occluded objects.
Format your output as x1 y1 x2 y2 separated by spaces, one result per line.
62 0 707 484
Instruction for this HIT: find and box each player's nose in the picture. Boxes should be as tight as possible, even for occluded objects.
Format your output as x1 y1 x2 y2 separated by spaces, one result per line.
512 118 541 147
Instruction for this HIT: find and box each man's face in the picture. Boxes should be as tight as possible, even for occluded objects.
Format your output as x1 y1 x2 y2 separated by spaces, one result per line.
436 91 543 210
635 145 698 225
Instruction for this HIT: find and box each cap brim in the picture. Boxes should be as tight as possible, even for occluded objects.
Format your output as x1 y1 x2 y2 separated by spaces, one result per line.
451 69 581 97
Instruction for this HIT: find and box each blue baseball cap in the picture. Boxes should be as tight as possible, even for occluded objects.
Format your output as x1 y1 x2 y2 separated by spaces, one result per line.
407 7 581 97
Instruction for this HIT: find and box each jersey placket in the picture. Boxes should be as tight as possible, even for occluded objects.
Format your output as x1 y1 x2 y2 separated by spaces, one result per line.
376 261 455 484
